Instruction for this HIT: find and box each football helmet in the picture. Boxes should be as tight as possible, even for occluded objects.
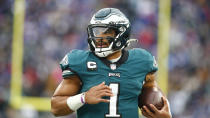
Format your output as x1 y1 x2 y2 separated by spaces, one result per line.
87 8 131 57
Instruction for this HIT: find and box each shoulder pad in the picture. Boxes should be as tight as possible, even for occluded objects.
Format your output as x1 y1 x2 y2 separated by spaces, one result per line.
130 48 152 60
60 49 89 72
130 48 158 72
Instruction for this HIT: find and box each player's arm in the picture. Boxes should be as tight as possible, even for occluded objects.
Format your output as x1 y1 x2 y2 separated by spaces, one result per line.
141 72 172 118
143 72 157 88
52 53 113 117
51 75 81 116
51 75 113 117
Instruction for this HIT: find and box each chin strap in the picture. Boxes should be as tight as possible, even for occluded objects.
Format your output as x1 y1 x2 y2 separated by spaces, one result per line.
95 50 113 57
93 39 136 58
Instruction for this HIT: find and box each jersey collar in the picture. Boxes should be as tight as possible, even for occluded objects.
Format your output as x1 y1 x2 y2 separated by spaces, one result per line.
97 49 129 69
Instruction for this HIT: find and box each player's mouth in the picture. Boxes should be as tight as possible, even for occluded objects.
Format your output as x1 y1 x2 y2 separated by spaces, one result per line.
96 43 109 48
95 41 109 48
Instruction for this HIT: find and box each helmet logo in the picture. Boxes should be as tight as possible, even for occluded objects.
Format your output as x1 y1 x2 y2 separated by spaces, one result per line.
95 21 101 24
116 41 121 47
109 21 115 24
118 20 126 23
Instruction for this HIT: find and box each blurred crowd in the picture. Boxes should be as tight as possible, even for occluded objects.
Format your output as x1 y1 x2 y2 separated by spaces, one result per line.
0 0 209 118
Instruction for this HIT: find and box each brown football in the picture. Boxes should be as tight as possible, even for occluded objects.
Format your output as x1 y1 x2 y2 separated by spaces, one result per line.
138 87 164 112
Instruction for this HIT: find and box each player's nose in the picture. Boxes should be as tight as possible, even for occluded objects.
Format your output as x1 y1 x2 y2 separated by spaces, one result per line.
96 38 107 43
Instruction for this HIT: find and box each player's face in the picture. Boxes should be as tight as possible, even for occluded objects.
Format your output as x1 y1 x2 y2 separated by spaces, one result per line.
93 28 116 48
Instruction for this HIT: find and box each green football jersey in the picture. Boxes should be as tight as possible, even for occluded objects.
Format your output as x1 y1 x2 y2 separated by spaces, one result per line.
60 48 158 118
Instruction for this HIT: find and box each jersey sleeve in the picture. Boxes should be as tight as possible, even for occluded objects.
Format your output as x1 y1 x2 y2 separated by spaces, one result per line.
59 49 88 79
59 54 76 79
147 54 158 73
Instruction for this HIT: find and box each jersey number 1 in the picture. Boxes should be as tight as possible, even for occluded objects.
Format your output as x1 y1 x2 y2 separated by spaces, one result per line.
105 83 121 118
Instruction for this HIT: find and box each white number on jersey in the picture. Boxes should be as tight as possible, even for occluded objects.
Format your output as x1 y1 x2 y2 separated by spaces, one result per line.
105 83 121 118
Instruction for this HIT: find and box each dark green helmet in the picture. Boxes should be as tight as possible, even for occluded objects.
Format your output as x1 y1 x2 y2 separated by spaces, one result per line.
87 8 131 57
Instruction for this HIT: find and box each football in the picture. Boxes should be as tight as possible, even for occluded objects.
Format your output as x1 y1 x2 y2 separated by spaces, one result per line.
138 87 164 112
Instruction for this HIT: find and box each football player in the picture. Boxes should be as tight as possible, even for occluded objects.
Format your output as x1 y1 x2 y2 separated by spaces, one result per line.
51 8 172 118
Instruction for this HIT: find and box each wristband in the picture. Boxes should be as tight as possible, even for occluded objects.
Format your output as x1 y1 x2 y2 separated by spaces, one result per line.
66 93 86 111
81 93 85 104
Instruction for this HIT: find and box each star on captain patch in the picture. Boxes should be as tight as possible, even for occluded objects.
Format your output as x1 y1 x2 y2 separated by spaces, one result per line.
110 64 116 70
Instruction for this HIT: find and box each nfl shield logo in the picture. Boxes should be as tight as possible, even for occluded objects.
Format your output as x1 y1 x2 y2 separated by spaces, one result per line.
110 64 116 70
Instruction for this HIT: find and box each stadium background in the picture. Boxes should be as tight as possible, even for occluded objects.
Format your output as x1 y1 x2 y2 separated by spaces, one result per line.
0 0 209 118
